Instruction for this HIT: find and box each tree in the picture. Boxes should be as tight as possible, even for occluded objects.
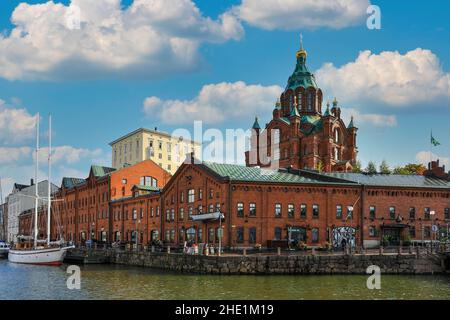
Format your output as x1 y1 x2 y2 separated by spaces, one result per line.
393 163 426 175
365 161 377 174
379 160 391 174
316 161 324 173
352 160 362 173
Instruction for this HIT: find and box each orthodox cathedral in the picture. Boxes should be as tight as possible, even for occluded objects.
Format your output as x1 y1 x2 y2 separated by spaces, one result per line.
246 40 358 172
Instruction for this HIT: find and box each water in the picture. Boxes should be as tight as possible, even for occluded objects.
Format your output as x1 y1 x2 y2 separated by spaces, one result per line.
0 259 449 300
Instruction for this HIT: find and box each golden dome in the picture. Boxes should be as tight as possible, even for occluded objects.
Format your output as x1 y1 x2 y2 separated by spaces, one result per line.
296 34 307 59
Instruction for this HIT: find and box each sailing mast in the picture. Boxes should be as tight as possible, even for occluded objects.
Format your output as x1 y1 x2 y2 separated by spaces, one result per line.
34 113 40 248
47 115 52 246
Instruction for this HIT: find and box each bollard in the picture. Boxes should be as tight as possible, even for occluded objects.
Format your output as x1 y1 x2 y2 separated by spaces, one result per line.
277 247 281 256
379 246 384 255
167 246 171 254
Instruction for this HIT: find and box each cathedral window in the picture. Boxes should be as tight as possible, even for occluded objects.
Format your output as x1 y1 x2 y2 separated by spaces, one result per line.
334 128 340 144
297 93 302 109
307 93 313 111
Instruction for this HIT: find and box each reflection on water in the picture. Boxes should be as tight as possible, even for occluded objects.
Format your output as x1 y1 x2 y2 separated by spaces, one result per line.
0 260 449 300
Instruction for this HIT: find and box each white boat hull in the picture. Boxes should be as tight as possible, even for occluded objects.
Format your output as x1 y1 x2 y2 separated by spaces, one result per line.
8 247 72 266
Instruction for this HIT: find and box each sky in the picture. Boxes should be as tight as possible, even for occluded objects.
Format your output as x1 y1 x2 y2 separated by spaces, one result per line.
1 0 450 195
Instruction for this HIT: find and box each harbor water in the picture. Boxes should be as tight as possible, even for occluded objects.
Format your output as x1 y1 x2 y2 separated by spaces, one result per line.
0 260 449 300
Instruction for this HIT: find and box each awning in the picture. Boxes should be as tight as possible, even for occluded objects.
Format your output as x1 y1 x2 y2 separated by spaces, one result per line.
191 212 224 222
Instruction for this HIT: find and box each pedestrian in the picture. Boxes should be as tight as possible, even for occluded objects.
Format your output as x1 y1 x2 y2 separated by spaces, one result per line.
341 238 347 254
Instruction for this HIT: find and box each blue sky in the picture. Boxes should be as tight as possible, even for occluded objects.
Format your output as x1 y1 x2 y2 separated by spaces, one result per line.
1 0 450 194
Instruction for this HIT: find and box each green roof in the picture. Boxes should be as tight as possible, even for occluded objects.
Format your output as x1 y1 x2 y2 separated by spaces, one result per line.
91 165 116 177
202 162 348 185
62 177 85 189
132 184 160 192
323 172 450 189
290 105 300 117
348 116 356 129
300 115 323 136
285 53 318 91
252 117 261 130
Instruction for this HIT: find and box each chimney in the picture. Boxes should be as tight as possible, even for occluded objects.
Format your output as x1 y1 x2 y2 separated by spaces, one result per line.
30 178 34 186
154 127 158 131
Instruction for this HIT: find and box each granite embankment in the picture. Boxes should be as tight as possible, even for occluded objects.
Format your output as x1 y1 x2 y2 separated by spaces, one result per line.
95 250 446 275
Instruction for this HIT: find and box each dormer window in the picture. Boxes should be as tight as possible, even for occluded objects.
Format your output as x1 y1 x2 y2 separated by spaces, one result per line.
307 93 313 111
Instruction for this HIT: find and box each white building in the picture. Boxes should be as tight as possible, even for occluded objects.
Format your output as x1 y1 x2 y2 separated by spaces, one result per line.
7 180 59 243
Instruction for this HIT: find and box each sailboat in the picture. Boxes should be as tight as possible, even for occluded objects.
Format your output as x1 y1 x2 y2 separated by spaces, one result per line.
8 114 74 266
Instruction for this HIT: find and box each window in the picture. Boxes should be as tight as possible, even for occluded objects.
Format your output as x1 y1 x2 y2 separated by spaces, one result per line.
188 207 193 220
158 141 163 150
179 228 185 243
336 205 343 219
171 209 175 221
424 226 431 238
197 205 203 214
179 208 184 220
122 178 127 185
445 208 449 220
188 189 195 203
209 189 214 199
170 230 175 242
275 203 282 217
216 203 221 212
166 209 170 222
208 228 215 243
180 192 184 203
150 207 154 217
249 227 257 244
389 206 396 220
199 188 203 200
288 204 294 218
369 226 376 237
369 206 376 219
424 207 431 220
167 142 171 153
311 228 319 243
409 207 416 220
165 230 170 241
140 208 144 219
334 128 339 144
237 203 244 217
236 227 244 243
198 228 203 243
409 226 416 237
209 204 214 213
132 209 137 220
249 203 256 217
156 206 160 217
274 227 282 240
312 204 319 218
300 204 307 219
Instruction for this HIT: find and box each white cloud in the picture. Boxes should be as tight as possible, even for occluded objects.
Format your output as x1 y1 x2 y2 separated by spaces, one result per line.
143 81 282 124
233 0 369 30
316 48 450 107
341 108 397 127
0 101 37 145
36 146 104 164
416 151 449 167
0 147 32 165
0 0 244 80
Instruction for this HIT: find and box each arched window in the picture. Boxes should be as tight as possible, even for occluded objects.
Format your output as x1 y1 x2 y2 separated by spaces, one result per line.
334 148 339 161
307 93 313 111
334 128 340 144
297 92 303 109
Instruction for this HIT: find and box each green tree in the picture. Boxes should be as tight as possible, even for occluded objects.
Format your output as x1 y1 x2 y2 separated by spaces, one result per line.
393 163 426 175
379 160 391 174
352 160 362 173
365 161 377 174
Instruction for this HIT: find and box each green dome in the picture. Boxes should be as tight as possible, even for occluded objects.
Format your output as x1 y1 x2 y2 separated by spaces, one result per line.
285 50 318 91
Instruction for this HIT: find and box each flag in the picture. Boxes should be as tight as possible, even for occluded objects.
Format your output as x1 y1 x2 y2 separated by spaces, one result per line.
431 133 441 146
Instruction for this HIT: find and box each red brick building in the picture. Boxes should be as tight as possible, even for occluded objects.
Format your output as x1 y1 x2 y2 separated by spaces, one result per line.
246 43 357 172
161 157 450 249
50 160 170 244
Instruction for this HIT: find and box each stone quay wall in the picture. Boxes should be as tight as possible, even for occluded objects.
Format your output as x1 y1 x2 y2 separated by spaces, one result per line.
103 250 446 275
